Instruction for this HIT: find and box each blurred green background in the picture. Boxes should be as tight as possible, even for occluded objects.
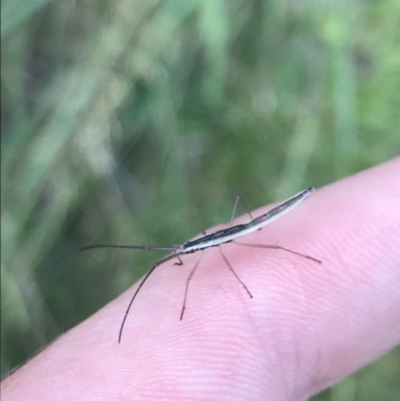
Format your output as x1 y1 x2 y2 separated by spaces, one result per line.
1 0 399 398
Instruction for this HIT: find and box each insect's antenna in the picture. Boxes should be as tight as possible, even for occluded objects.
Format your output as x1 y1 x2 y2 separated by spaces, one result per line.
118 252 181 343
233 241 322 264
80 244 176 252
218 247 253 298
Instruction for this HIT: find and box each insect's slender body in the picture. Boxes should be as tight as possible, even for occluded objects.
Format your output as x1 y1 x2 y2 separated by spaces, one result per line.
81 187 321 342
181 187 315 252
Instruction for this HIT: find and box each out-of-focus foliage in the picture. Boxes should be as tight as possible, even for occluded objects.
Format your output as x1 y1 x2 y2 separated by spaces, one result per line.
1 0 399 397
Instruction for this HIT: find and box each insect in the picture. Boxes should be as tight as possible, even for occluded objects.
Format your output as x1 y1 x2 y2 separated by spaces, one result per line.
81 187 321 342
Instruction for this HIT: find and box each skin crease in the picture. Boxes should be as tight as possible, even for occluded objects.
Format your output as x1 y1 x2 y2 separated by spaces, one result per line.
2 157 400 401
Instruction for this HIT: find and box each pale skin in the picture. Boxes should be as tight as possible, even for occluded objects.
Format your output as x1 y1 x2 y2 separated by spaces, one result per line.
2 157 400 401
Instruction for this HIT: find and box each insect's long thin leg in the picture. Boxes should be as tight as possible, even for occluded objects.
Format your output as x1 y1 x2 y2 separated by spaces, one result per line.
180 251 205 320
119 252 181 343
233 241 322 264
174 255 184 266
218 247 253 298
230 196 254 223
80 244 176 252
178 227 208 318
